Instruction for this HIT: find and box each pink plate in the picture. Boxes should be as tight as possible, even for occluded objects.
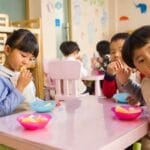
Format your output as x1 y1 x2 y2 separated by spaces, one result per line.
111 106 143 120
17 113 51 130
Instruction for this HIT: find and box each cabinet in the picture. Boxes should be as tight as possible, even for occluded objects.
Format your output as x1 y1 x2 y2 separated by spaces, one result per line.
0 24 44 99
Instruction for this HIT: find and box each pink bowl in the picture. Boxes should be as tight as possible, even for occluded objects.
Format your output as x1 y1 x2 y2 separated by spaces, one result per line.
17 113 51 130
111 106 143 120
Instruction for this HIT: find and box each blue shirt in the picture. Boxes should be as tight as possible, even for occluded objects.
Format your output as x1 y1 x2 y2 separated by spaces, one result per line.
0 65 25 116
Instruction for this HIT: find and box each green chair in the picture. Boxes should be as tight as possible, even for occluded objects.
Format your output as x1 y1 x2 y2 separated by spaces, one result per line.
132 142 141 150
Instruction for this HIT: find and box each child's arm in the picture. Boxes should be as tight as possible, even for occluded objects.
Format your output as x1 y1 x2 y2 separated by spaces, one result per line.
123 79 145 106
102 61 119 98
102 73 117 98
0 77 25 116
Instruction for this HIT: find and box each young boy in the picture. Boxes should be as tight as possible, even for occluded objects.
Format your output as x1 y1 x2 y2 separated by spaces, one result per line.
102 32 144 105
60 41 88 94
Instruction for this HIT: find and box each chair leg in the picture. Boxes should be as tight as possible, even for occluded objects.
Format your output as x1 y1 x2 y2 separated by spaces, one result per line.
132 142 141 150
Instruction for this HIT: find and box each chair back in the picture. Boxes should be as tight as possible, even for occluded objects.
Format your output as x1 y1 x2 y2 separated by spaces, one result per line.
45 60 81 101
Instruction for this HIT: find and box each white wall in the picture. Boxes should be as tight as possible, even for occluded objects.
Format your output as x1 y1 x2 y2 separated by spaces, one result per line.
28 0 56 60
112 0 150 33
70 0 109 56
28 0 150 62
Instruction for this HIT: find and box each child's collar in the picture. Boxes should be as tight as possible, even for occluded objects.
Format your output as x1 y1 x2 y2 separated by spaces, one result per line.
0 65 16 78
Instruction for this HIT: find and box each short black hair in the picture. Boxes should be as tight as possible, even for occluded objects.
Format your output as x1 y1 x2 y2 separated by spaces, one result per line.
96 40 110 58
6 29 39 58
60 41 80 56
122 25 150 68
111 32 129 42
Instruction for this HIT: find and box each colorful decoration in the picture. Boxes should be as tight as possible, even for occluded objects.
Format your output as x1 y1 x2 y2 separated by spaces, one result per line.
87 22 95 44
97 0 105 6
133 0 147 14
100 9 108 26
46 1 54 13
119 16 129 21
55 1 63 10
55 18 61 27
73 0 81 25
136 3 147 13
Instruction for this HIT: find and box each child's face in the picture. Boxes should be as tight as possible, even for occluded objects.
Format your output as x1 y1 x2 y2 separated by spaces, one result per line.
133 43 150 77
110 39 125 62
4 46 34 71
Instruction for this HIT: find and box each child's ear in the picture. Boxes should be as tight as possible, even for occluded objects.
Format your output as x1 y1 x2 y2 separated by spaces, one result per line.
3 45 11 56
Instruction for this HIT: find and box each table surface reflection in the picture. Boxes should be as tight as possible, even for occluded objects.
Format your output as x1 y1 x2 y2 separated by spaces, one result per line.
0 96 148 150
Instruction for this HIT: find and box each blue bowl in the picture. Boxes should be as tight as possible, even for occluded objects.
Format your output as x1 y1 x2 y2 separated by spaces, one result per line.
113 93 130 104
30 99 56 113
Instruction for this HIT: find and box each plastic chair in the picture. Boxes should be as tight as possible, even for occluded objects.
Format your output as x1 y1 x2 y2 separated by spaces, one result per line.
44 60 84 101
43 59 57 100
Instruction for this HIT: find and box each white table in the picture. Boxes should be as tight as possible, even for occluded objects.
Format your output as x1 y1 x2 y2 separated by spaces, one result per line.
0 96 148 150
82 75 104 96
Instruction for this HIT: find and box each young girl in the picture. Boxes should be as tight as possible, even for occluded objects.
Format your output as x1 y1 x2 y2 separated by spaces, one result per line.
102 32 144 104
0 29 39 116
121 25 150 150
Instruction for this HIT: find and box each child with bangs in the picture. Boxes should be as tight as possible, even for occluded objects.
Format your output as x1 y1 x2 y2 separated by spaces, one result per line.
0 29 39 116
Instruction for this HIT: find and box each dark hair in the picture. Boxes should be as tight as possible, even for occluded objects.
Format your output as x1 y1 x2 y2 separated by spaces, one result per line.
60 41 80 56
111 32 129 42
96 40 110 58
6 29 39 58
122 25 150 68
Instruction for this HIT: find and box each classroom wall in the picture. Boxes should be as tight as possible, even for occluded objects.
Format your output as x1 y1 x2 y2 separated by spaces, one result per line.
111 0 150 33
70 0 109 56
28 0 57 60
0 0 26 21
28 0 150 63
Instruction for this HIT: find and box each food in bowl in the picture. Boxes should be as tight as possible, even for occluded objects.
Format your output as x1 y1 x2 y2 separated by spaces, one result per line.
17 113 51 130
112 105 143 120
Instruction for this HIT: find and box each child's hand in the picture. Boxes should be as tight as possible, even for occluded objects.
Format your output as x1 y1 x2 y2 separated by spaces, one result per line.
115 60 131 85
106 61 118 75
16 69 33 92
127 96 140 106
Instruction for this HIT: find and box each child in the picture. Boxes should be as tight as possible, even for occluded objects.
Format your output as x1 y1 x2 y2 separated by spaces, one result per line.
88 40 110 94
0 29 39 116
91 40 110 75
60 41 88 94
121 25 150 150
102 32 144 104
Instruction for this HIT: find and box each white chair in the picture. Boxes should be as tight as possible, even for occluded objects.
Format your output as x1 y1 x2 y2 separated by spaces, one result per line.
44 60 83 101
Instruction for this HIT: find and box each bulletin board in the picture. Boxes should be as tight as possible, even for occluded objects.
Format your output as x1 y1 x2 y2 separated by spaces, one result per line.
0 0 26 21
70 0 109 70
